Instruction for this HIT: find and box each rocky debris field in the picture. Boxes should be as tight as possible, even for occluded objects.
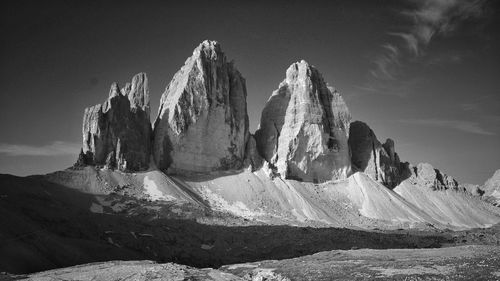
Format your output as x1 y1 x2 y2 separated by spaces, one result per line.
1 173 500 276
4 245 499 281
222 245 500 281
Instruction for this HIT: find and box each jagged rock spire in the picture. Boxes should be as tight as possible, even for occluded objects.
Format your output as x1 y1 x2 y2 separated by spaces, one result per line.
255 60 351 182
153 40 249 173
80 73 152 171
348 121 410 188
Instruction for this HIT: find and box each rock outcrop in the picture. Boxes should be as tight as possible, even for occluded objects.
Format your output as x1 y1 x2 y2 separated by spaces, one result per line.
254 60 351 182
482 169 500 206
407 163 464 191
483 169 500 194
243 134 263 171
463 183 484 196
153 40 249 173
79 73 151 171
348 121 410 188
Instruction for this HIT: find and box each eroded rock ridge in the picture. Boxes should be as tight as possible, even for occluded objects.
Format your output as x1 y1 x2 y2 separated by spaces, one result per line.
255 60 352 182
152 40 249 173
78 73 151 171
348 121 410 188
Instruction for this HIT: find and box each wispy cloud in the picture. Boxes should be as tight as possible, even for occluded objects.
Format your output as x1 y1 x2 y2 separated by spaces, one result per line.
425 52 463 66
400 118 495 135
459 94 494 112
370 0 488 82
370 44 401 80
355 76 426 98
0 141 80 156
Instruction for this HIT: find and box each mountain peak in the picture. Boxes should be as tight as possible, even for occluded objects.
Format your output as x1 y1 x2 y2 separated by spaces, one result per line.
194 40 222 60
153 40 249 173
80 73 152 171
255 61 351 182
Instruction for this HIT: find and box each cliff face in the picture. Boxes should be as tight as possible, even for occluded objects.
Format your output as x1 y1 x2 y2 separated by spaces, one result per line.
408 163 463 191
153 40 249 173
482 169 500 206
79 73 151 171
255 60 351 182
348 121 410 188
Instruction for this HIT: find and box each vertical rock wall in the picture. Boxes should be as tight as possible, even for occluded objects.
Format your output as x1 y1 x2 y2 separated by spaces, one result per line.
255 60 351 182
153 40 249 173
80 73 151 171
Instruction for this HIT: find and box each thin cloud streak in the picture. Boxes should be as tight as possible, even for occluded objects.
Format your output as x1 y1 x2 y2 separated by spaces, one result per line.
354 76 426 98
398 0 486 55
400 118 495 136
0 141 81 156
370 0 487 81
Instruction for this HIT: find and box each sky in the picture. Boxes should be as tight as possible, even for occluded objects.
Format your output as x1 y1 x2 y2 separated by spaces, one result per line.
0 0 499 184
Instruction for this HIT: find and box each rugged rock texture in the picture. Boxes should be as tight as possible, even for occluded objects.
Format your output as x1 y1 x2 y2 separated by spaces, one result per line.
463 183 484 197
482 169 500 206
254 60 351 182
243 134 263 171
19 261 241 281
348 121 409 188
483 169 500 193
408 163 463 191
153 40 249 173
79 73 151 171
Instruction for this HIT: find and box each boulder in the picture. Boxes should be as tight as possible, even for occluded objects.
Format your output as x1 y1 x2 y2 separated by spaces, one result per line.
153 40 249 173
254 60 351 182
348 121 409 188
79 73 151 171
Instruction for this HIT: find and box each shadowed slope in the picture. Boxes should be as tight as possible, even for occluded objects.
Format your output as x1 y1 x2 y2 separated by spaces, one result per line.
0 172 454 274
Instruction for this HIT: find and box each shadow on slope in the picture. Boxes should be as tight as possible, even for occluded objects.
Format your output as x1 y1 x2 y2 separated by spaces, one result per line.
0 174 449 274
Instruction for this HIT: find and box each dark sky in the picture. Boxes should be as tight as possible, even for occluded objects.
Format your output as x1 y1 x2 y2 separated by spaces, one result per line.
1 0 499 184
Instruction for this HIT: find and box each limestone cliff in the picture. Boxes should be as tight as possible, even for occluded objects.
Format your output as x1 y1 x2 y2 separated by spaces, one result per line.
348 121 410 188
407 163 464 192
481 169 500 206
79 73 151 171
153 40 249 173
254 60 351 182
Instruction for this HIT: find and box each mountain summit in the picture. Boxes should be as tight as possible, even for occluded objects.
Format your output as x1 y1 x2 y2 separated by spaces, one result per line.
255 60 352 182
153 40 249 173
78 73 151 171
68 40 499 232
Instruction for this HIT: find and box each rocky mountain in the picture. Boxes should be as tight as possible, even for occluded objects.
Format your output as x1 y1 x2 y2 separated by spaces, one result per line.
405 163 463 191
3 39 499 279
348 121 410 188
254 60 351 183
482 169 500 206
153 40 249 174
78 73 151 172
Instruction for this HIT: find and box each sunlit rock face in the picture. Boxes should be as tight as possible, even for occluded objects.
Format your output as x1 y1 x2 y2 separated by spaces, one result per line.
79 73 151 171
483 169 500 194
254 60 351 183
409 163 463 191
153 40 249 173
348 121 410 188
482 169 500 206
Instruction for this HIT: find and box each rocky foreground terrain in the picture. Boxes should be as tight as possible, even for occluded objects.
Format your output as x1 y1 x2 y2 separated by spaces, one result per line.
2 40 500 280
3 245 500 280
